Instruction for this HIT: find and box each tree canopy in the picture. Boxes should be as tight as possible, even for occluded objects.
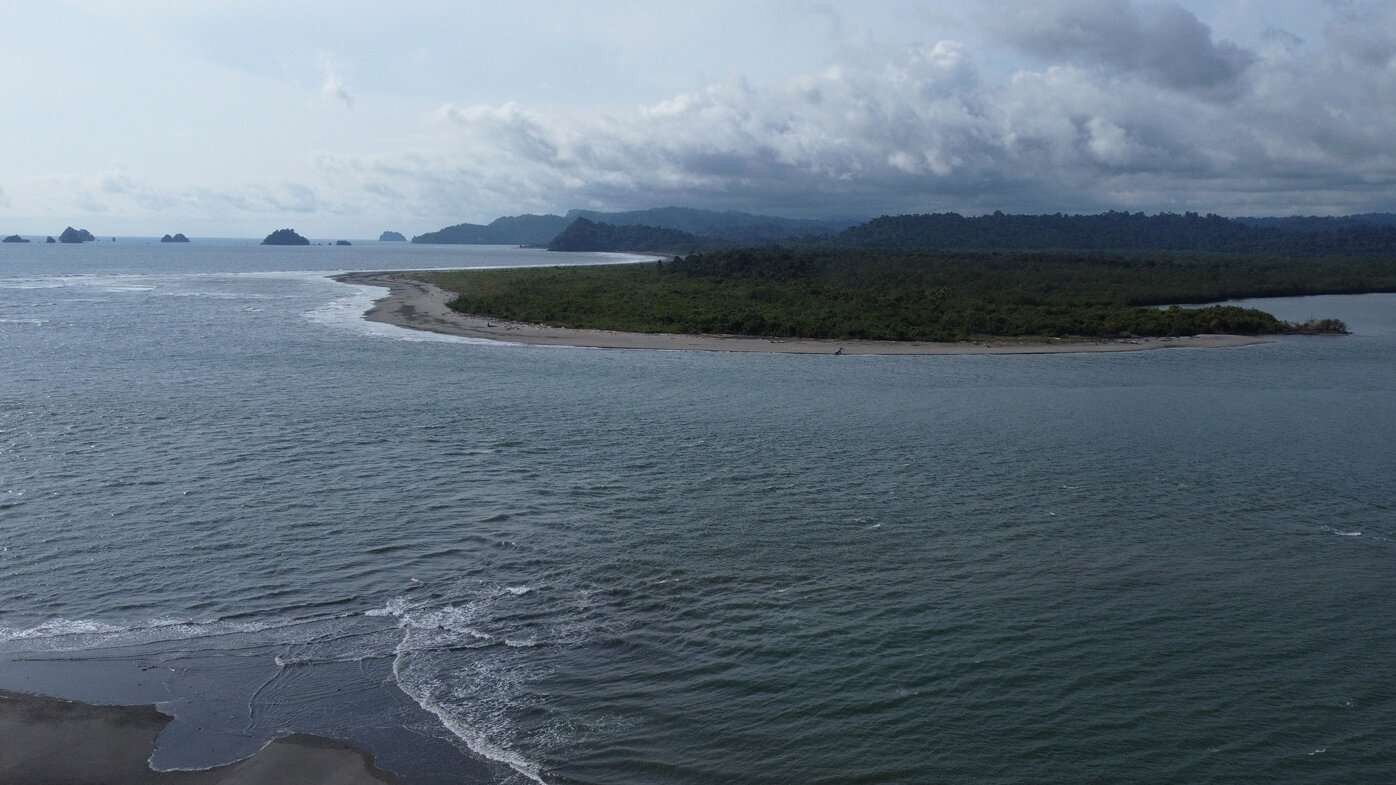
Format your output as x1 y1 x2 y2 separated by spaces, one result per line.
417 246 1376 342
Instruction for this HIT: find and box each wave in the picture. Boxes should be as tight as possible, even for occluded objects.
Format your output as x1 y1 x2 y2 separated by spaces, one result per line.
371 595 558 783
302 280 497 345
5 594 582 783
0 609 376 655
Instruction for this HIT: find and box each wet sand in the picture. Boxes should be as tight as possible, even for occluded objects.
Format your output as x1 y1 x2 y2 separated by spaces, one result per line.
0 689 404 785
334 271 1270 354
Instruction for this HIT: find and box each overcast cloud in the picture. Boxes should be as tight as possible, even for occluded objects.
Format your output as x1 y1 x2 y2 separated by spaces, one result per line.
1 0 1393 237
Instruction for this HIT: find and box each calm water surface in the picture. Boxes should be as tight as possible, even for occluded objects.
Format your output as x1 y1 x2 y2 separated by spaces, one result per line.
1 240 1393 784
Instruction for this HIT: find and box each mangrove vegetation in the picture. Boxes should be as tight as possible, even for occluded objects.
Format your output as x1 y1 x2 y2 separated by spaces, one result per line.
415 247 1381 342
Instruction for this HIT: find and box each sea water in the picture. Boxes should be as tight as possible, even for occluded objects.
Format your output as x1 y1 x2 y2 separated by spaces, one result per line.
0 239 1393 784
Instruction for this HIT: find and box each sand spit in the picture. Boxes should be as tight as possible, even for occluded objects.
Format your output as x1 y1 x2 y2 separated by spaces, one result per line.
0 689 404 785
334 271 1270 355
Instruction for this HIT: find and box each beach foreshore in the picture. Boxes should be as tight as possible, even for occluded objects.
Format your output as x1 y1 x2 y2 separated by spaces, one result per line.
335 271 1271 354
0 689 404 785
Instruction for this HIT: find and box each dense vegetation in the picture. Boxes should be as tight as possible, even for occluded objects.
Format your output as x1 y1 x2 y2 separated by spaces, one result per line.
418 247 1382 342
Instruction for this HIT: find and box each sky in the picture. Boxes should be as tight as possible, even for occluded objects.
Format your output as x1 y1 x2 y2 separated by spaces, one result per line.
1 0 1393 238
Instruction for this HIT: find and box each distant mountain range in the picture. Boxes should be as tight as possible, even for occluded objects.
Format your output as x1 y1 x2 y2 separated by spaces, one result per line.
410 207 1396 256
411 207 859 247
829 211 1396 255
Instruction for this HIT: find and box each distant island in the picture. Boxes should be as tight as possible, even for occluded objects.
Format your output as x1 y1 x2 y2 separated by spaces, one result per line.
335 240 352 246
58 227 97 243
378 231 406 242
160 233 190 243
261 228 310 246
3 234 29 243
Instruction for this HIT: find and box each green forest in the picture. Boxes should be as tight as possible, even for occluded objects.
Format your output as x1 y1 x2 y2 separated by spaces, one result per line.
415 247 1378 342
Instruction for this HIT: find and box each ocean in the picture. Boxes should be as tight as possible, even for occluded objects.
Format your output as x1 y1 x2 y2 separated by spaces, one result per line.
1 238 1393 784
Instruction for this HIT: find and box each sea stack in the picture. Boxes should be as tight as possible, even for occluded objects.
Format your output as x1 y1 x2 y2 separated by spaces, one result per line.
58 227 96 243
261 228 310 246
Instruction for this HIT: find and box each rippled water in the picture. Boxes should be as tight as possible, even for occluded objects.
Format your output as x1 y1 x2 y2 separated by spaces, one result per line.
1 240 1394 784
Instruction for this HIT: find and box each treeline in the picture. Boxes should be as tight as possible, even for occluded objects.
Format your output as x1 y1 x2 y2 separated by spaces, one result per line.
832 211 1396 255
419 246 1382 342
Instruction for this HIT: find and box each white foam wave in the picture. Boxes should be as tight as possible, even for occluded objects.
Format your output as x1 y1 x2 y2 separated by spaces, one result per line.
0 612 364 654
374 594 557 782
391 663 547 785
0 617 128 640
303 283 497 345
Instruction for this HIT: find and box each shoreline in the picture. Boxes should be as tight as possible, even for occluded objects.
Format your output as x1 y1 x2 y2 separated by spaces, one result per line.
0 689 404 785
335 271 1271 354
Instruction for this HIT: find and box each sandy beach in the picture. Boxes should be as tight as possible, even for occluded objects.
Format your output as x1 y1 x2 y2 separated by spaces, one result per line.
0 690 404 785
335 271 1270 354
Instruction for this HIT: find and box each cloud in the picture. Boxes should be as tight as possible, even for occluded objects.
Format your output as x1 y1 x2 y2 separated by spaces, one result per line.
334 7 1394 224
1324 2 1396 68
319 54 353 108
10 2 1394 235
986 0 1256 95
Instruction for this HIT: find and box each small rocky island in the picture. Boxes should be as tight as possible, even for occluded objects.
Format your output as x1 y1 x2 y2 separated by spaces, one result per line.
160 233 190 243
261 228 310 246
3 234 29 243
58 227 97 243
378 231 406 242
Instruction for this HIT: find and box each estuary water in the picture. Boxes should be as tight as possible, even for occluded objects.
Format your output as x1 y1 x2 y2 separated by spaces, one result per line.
0 239 1393 784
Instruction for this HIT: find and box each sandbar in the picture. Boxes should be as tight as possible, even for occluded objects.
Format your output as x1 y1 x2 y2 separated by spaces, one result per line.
335 271 1270 354
0 689 404 785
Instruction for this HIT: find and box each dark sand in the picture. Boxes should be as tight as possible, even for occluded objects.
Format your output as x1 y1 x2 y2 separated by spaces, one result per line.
0 690 404 785
335 271 1270 354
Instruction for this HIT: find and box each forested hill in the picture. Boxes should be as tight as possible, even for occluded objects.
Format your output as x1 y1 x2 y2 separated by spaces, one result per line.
833 211 1396 255
546 218 709 252
565 207 857 243
412 214 570 245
